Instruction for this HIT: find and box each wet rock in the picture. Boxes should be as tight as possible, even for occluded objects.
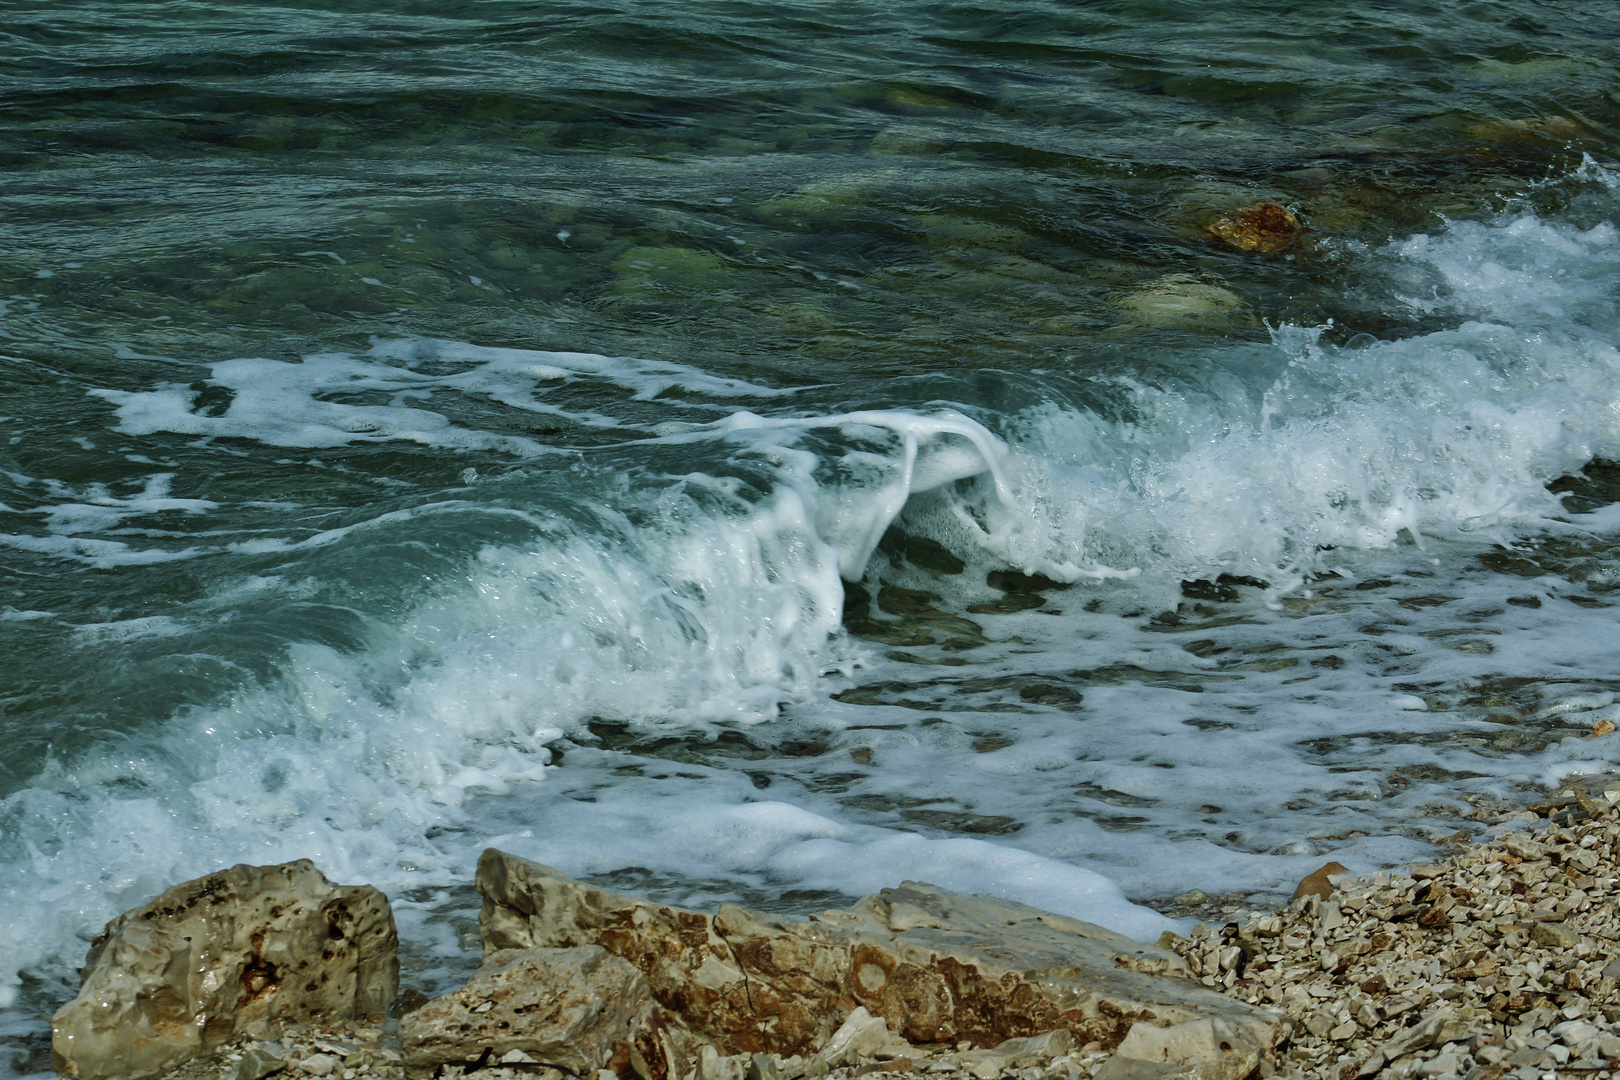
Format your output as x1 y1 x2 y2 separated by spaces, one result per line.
1204 203 1302 253
1091 1049 1257 1080
399 947 683 1080
1528 921 1578 948
476 849 1288 1058
1114 1018 1258 1066
695 1045 751 1080
746 1052 783 1080
1501 834 1545 860
1164 800 1620 1080
52 860 398 1080
813 1008 913 1067
1289 861 1349 902
948 1030 1075 1079
1105 1018 1261 1080
235 1046 287 1080
300 1053 339 1076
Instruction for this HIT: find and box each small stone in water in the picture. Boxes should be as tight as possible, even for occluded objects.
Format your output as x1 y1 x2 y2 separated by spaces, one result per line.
1205 203 1303 253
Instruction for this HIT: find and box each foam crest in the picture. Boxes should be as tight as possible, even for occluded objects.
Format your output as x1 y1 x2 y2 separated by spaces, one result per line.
974 202 1620 590
677 409 1015 579
0 476 861 1006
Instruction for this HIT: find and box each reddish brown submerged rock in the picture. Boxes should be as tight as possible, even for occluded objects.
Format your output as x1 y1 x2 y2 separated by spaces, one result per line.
1205 203 1303 253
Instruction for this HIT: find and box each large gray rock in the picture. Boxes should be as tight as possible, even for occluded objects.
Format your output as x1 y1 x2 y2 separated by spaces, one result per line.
476 849 1288 1059
53 860 398 1080
399 947 687 1080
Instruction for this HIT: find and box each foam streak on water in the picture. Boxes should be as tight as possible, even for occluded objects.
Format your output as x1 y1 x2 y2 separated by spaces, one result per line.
3 170 1620 1071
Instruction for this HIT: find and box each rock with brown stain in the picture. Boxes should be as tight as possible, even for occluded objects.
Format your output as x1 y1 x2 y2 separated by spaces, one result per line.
1290 861 1350 902
52 861 398 1080
1205 203 1303 253
399 947 687 1080
476 848 1288 1059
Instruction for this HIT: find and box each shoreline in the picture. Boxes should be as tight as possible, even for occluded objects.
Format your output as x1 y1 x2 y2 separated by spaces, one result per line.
1142 787 1559 931
1164 774 1620 1080
123 774 1620 1080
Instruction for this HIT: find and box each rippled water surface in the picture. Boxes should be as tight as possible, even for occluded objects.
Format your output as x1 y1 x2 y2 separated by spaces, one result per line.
3 1 1620 1073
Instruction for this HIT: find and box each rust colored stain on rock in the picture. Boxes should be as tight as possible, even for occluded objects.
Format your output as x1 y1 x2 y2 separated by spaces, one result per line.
1206 202 1303 253
475 849 1289 1062
237 953 280 1007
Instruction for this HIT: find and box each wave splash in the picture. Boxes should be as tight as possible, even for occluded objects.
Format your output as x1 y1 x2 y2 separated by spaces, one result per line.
4 176 1620 1020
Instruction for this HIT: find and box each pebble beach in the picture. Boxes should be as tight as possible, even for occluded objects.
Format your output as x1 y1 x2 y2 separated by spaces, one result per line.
130 774 1620 1080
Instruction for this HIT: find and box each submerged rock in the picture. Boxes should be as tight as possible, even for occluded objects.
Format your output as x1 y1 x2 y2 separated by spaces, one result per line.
475 848 1289 1059
1204 203 1303 253
1115 274 1246 328
52 860 398 1080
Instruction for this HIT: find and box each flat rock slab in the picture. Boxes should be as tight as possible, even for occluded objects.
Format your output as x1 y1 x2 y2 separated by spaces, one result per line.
476 849 1288 1058
54 860 398 1080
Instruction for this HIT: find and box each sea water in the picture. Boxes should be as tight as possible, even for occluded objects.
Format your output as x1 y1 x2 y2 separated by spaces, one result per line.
3 1 1620 1073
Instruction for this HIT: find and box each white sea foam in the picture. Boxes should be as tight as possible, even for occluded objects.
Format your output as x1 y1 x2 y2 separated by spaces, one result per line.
484 790 1175 941
69 616 191 645
91 340 797 454
0 472 215 566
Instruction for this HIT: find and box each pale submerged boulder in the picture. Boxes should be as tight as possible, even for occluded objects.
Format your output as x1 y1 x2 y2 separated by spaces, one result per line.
52 860 398 1080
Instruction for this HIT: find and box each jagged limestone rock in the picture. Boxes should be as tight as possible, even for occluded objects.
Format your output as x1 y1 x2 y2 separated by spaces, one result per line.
1092 1050 1260 1080
475 848 1289 1058
52 860 398 1080
1108 1017 1263 1080
399 947 687 1080
810 1008 912 1067
947 1029 1074 1079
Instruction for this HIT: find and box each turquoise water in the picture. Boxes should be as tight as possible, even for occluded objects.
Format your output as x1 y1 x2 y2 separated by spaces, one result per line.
3 2 1620 1073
